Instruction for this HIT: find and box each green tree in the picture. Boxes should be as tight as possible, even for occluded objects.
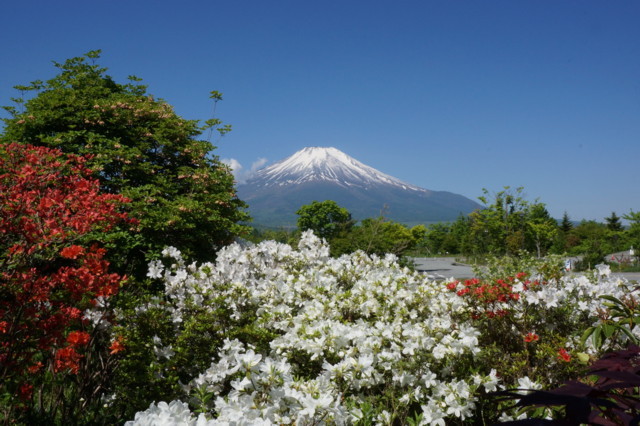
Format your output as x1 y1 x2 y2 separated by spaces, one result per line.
469 187 530 256
526 203 558 257
569 220 610 270
623 210 640 250
296 200 352 240
605 212 623 232
330 216 421 258
551 211 573 253
1 51 249 275
424 223 450 255
560 212 573 233
604 212 625 252
467 187 559 259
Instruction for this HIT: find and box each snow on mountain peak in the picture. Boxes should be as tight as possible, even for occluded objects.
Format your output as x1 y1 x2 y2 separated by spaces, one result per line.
248 146 426 192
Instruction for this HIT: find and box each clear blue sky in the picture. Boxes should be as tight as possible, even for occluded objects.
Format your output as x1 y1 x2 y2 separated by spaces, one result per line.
2 0 638 222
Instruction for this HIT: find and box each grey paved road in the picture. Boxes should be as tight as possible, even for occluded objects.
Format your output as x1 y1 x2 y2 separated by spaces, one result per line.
411 257 474 280
411 257 640 283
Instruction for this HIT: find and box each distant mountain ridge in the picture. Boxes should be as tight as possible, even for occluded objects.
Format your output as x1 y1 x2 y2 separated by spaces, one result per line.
237 147 481 227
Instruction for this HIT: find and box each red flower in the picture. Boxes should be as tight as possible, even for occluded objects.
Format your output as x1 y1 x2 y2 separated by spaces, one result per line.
18 383 33 401
457 288 470 296
109 336 125 354
61 245 85 259
27 362 43 374
54 346 83 374
66 330 90 347
524 332 539 343
557 348 571 362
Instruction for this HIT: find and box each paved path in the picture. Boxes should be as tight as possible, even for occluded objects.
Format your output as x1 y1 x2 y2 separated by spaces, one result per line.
411 257 475 280
610 272 640 282
411 257 640 283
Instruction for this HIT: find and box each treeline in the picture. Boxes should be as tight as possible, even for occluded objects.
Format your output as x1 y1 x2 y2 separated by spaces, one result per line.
247 200 427 260
422 188 639 269
249 188 640 270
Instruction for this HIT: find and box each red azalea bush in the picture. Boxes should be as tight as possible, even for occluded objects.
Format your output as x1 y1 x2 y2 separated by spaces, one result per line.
0 143 130 420
445 265 586 387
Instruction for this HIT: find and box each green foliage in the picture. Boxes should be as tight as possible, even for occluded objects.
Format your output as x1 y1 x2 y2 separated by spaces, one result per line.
526 203 558 258
473 252 565 283
331 216 423 259
296 200 352 240
568 220 610 270
605 211 623 232
581 294 640 351
110 287 278 420
246 226 298 245
417 218 471 256
492 345 640 424
560 211 573 233
468 187 558 259
1 51 249 276
624 210 640 249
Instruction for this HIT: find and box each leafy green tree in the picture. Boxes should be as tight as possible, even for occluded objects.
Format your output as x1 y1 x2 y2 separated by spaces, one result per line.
526 203 558 257
1 51 249 275
469 187 530 256
569 220 610 270
331 217 422 258
467 187 559 259
424 223 450 255
623 210 640 250
449 214 473 256
296 200 352 240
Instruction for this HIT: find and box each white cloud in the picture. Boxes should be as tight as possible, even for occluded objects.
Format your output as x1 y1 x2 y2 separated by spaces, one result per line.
222 157 268 184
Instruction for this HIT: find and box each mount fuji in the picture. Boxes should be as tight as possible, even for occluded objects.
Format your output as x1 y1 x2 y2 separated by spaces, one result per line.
236 147 481 227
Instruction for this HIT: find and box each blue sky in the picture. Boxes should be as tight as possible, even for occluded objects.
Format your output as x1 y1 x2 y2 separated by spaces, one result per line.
1 0 638 222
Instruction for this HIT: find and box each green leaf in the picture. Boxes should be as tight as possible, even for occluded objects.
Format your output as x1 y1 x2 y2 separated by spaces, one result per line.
593 327 603 350
600 295 624 306
601 323 616 339
580 326 595 346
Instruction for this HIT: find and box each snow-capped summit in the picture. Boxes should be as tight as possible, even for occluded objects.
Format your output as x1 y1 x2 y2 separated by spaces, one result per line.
237 147 481 227
249 147 425 192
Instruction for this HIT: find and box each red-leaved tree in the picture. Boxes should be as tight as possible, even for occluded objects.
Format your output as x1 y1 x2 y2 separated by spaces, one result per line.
0 142 131 420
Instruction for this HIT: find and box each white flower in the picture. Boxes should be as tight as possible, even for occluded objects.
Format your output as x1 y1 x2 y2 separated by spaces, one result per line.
235 349 262 371
125 400 198 426
297 393 334 418
516 376 542 394
162 246 182 260
596 263 611 277
420 400 446 426
482 369 500 393
147 259 164 278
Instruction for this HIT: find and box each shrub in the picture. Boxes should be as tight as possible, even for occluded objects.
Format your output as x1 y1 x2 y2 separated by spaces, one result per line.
0 142 130 423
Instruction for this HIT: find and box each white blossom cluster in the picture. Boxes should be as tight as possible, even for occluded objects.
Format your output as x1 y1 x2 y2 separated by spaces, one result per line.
129 231 636 424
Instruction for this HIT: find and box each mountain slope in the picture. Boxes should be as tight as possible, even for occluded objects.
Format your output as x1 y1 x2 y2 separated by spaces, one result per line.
237 147 481 227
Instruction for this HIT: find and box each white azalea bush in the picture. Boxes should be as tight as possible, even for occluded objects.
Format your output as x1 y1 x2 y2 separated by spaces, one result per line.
121 231 638 424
